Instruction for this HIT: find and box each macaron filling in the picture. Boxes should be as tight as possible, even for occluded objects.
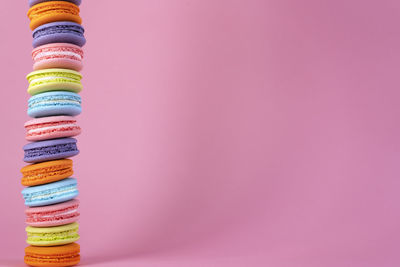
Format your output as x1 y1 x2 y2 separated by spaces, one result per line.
33 47 83 62
28 74 81 87
27 123 80 136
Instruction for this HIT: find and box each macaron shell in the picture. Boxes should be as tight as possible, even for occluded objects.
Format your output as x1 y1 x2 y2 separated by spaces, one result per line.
24 243 80 267
27 235 80 247
25 255 80 267
28 1 82 30
26 221 79 233
33 31 86 48
27 236 80 247
34 58 83 72
27 190 79 207
28 82 82 96
24 115 77 127
26 199 79 213
28 105 82 118
23 137 77 151
26 126 81 142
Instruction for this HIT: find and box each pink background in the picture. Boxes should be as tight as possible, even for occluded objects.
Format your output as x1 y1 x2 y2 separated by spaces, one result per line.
1 0 400 266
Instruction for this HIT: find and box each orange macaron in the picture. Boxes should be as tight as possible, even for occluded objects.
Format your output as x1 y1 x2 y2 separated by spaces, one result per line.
25 243 80 267
27 1 82 30
21 159 73 186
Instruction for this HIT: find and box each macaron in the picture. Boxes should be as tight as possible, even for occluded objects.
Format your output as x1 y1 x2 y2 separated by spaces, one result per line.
27 1 82 30
23 137 79 163
25 199 79 227
21 159 73 186
27 68 82 96
26 222 80 246
22 177 79 207
28 91 82 118
25 116 81 141
25 243 80 267
33 21 86 48
29 0 82 7
32 43 83 71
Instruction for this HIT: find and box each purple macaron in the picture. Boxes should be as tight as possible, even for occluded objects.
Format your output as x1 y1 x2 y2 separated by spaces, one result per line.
23 138 79 163
29 0 82 7
33 21 86 48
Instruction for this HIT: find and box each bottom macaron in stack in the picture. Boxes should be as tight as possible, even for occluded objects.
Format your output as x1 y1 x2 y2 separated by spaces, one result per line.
24 243 80 267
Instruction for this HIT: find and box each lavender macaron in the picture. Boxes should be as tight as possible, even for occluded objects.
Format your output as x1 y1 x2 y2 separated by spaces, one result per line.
33 21 86 48
23 138 79 163
29 0 82 7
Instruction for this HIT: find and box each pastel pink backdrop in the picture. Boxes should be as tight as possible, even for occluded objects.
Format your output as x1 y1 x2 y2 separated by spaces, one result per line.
1 0 400 266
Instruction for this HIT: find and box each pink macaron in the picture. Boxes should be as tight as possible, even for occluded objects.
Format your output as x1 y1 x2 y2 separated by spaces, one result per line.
25 199 80 227
32 43 84 71
25 116 81 141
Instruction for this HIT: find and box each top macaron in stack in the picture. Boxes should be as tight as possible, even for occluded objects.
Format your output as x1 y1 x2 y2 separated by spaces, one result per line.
21 1 85 266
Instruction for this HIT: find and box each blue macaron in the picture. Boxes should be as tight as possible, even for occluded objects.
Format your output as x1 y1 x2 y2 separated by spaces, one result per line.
22 178 79 207
28 91 82 118
23 138 79 163
33 21 86 48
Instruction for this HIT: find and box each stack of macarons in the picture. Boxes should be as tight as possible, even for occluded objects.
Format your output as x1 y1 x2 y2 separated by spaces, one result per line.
22 0 85 266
